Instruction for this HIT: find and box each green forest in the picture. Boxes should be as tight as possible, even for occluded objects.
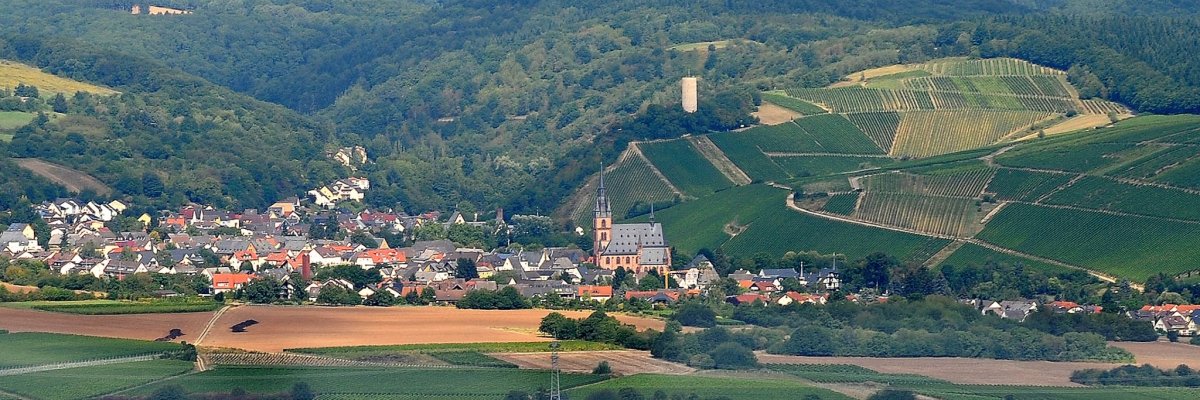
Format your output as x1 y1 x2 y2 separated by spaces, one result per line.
1 0 1199 218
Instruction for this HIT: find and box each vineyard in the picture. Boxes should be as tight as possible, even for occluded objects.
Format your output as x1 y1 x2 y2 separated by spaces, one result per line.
1105 145 1200 181
0 332 185 369
890 110 1051 158
723 203 950 262
568 152 677 227
639 140 734 197
1043 176 1200 221
821 192 859 215
649 184 784 255
761 92 827 115
790 114 885 154
985 168 1075 202
996 142 1135 172
845 111 901 150
131 366 607 399
775 155 890 177
914 57 1063 76
937 243 1071 275
0 360 193 400
862 168 995 198
852 192 979 237
707 131 791 181
977 203 1200 281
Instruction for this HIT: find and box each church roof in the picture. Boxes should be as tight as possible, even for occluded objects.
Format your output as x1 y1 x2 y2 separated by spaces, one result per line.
602 222 667 255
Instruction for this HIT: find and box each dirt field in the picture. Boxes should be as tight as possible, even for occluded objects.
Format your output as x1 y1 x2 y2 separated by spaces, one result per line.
1041 114 1111 136
1111 340 1200 369
200 306 665 352
752 102 801 125
493 350 694 376
757 353 1122 387
13 158 113 195
0 282 37 293
0 307 213 342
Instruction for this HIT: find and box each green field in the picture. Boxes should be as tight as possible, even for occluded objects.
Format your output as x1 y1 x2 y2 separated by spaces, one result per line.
0 359 193 400
978 203 1200 281
565 373 851 400
0 111 34 130
0 332 185 369
937 243 1072 275
1044 176 1200 221
767 364 1200 400
640 140 734 197
132 366 606 398
761 92 827 115
289 341 621 358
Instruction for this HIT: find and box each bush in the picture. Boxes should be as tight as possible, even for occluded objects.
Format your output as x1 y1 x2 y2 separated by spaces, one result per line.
687 353 715 369
708 342 757 369
585 389 619 400
1167 331 1179 343
868 389 916 400
290 382 316 400
593 360 612 374
673 302 717 328
781 326 836 356
1191 335 1200 346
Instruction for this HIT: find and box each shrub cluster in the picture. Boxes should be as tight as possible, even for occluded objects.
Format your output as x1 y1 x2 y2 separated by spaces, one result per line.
1072 364 1200 387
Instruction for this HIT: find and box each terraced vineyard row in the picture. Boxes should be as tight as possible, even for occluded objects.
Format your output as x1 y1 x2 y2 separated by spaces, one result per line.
863 167 995 198
902 75 1069 98
852 192 979 237
775 155 890 177
708 131 791 182
845 111 900 151
821 192 859 215
978 203 1200 281
1080 99 1129 115
985 168 1076 202
1105 145 1200 181
1044 176 1200 221
785 87 934 113
915 57 1063 76
890 110 1051 158
570 153 678 226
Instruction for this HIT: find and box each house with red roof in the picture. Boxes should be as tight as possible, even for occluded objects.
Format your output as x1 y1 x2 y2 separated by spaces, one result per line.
212 273 255 294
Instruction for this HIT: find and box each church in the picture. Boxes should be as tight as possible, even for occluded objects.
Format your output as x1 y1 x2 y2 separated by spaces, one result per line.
592 169 672 275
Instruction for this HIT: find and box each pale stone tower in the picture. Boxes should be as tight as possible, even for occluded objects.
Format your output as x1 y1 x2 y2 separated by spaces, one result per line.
682 77 698 113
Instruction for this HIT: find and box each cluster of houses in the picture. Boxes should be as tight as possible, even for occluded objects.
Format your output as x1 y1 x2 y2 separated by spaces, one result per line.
1135 304 1200 336
308 177 371 209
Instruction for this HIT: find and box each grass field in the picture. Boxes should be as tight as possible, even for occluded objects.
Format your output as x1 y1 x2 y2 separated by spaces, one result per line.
937 243 1073 275
0 60 118 95
0 332 185 369
289 341 622 359
132 366 606 399
10 299 222 315
640 140 734 197
0 359 193 400
0 111 34 130
565 373 851 400
977 203 1200 281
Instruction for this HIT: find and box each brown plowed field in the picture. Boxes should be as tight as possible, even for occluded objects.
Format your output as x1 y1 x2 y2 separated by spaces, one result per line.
492 350 694 376
13 158 113 195
200 306 665 352
1111 340 1200 369
757 353 1122 387
0 307 212 342
752 102 801 125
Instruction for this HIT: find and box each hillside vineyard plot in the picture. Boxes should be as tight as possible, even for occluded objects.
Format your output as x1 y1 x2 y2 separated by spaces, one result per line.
863 168 995 198
639 140 733 197
845 111 901 151
708 131 791 182
985 168 1076 202
569 154 678 227
915 58 1063 76
852 192 978 237
978 203 1200 281
790 114 884 154
1043 176 1200 221
890 110 1051 158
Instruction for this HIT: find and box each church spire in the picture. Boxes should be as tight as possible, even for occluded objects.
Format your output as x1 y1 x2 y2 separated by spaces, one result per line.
594 164 611 218
648 202 656 225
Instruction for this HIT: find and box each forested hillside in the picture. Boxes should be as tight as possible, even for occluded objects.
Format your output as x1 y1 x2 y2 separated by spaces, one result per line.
0 0 1198 217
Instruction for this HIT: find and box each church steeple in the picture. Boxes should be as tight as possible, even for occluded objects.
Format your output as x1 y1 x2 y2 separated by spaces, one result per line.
648 202 656 226
594 164 611 218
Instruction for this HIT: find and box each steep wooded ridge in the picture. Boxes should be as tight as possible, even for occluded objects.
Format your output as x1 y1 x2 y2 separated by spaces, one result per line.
0 0 1198 218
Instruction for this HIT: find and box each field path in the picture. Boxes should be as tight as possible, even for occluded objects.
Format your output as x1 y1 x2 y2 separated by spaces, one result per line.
193 305 231 347
687 136 751 185
12 158 112 195
0 354 159 377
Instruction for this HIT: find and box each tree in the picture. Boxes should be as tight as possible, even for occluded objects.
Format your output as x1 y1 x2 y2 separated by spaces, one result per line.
592 360 611 374
867 389 916 400
242 278 282 304
708 342 757 369
539 312 579 339
456 258 479 280
51 93 68 113
673 302 716 328
363 290 398 306
147 385 188 400
316 285 360 305
781 326 836 356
